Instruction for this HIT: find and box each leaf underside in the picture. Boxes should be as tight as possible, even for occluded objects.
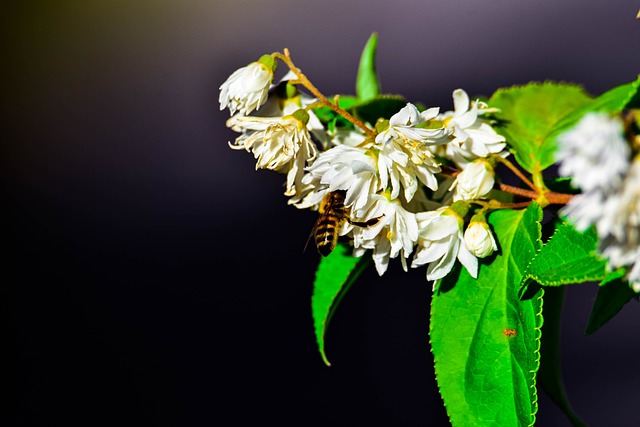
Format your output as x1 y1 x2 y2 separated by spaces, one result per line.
311 243 369 366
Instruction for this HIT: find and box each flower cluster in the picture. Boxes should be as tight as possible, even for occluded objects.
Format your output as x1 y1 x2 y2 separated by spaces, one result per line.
556 111 640 292
220 53 508 284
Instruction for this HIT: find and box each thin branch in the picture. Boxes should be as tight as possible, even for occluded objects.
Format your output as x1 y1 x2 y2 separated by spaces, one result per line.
495 156 537 191
272 50 376 137
498 183 538 199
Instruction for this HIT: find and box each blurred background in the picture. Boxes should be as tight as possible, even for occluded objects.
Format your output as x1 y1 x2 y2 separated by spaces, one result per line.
3 1 640 425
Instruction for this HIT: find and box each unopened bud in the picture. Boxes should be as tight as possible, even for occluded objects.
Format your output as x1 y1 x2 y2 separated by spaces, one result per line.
464 220 497 258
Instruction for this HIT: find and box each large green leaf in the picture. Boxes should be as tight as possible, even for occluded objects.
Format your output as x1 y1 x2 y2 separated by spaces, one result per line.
520 222 608 297
546 75 640 149
431 203 544 427
356 32 380 102
489 83 592 174
311 243 370 366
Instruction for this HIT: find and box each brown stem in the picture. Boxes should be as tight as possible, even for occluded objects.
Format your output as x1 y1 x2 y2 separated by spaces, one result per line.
499 183 574 206
545 192 574 205
498 183 538 199
273 50 376 137
495 156 537 191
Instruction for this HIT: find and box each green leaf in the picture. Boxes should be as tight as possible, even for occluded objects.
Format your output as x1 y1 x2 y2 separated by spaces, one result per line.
520 222 608 298
578 74 640 113
430 203 544 427
312 95 359 122
489 82 592 174
311 243 370 366
538 287 587 427
546 75 640 146
313 93 407 129
353 94 407 126
356 32 380 102
585 271 636 335
312 95 359 132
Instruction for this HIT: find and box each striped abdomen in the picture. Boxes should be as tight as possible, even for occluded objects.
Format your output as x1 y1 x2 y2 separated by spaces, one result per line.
314 191 347 257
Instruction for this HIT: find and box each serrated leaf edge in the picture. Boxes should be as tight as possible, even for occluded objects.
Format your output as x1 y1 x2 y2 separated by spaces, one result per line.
489 80 589 101
528 289 544 427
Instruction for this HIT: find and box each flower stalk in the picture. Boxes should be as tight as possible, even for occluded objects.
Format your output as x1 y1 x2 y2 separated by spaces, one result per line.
272 49 376 137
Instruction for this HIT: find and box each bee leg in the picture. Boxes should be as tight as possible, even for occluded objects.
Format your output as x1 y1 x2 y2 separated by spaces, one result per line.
348 214 384 228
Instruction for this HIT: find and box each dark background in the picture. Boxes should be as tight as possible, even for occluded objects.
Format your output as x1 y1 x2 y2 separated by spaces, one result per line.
3 1 640 426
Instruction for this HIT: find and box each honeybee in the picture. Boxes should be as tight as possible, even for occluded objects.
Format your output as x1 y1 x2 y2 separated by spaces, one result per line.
307 190 383 257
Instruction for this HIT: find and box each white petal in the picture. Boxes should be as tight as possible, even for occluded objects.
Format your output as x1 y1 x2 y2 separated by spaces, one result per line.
457 242 479 278
452 89 470 115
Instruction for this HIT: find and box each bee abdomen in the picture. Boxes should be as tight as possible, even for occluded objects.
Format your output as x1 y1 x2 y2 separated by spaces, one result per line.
315 214 342 257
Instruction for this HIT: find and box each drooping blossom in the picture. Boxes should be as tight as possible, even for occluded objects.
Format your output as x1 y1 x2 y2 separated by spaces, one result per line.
219 56 277 116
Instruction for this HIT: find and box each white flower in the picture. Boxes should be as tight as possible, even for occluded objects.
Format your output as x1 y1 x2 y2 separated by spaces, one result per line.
559 190 607 232
438 89 507 167
375 103 451 200
301 144 381 212
449 159 495 202
411 207 478 283
596 159 640 288
464 220 497 258
556 112 630 193
376 103 450 146
556 112 640 292
532 112 635 233
219 57 275 116
349 193 419 276
227 111 317 197
260 72 330 149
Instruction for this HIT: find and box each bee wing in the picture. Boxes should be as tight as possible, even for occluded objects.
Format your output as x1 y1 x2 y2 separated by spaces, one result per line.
303 219 320 254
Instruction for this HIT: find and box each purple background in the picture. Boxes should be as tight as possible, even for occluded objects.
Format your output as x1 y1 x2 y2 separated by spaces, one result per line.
3 1 640 425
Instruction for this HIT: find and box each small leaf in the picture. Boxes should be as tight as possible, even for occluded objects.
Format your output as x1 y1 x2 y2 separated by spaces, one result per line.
312 95 359 131
312 95 359 122
538 287 588 427
585 272 636 335
520 221 608 297
311 243 370 366
489 82 592 174
431 203 544 427
356 32 380 102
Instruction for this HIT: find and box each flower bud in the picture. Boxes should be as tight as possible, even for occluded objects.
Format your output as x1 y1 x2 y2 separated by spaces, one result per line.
464 220 497 258
451 159 495 201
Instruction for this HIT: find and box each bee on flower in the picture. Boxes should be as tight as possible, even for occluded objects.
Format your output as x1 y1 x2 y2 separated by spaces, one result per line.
221 49 508 285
